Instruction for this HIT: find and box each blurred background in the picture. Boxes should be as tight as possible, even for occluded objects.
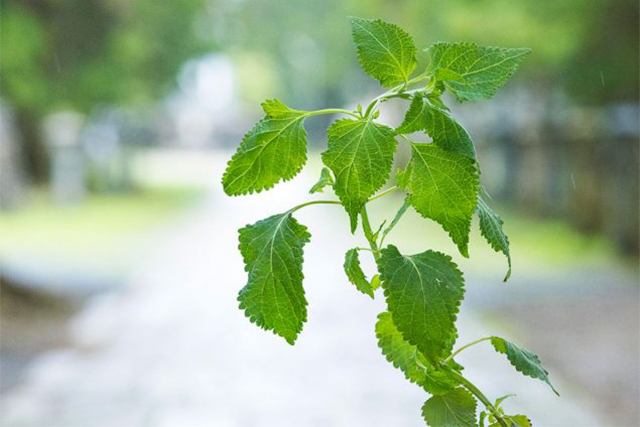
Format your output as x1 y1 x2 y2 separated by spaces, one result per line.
0 0 638 426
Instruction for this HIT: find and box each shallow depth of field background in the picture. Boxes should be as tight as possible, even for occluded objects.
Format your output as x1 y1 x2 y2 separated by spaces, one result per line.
0 1 638 426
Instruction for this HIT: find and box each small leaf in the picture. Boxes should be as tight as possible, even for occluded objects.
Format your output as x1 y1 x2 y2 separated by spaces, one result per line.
479 411 487 427
506 415 533 427
477 197 512 281
397 143 479 256
422 387 478 427
376 312 459 395
491 337 559 395
348 16 417 87
379 245 465 363
425 42 531 102
344 249 374 298
396 95 476 158
381 197 411 244
321 118 397 232
488 415 532 427
237 213 311 344
309 167 334 194
223 99 308 195
370 274 382 291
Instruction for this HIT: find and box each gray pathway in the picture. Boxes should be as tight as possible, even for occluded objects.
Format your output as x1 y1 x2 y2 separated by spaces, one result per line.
1 169 603 426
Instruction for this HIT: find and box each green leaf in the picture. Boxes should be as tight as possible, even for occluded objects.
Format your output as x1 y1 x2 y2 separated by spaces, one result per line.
237 212 311 344
488 415 532 427
491 337 559 395
425 42 531 102
222 99 308 195
376 312 458 395
309 167 334 194
422 387 478 427
505 415 532 427
378 245 465 363
321 118 397 232
348 16 417 87
344 249 374 298
370 274 382 291
396 95 476 159
477 197 512 281
397 143 479 256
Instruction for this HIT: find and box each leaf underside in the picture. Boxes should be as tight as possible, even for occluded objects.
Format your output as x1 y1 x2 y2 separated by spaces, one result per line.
222 99 307 196
321 118 397 232
349 16 417 87
344 249 374 297
376 312 458 395
477 197 512 281
378 245 465 364
425 42 531 102
237 212 311 344
397 95 476 159
422 387 478 427
491 337 559 395
397 143 479 256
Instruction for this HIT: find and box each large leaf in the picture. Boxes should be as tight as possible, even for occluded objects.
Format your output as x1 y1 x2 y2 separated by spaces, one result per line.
344 249 374 298
425 42 531 102
422 387 478 427
223 99 308 195
321 118 397 232
348 16 417 87
237 212 311 344
397 95 476 159
376 312 458 395
477 197 512 281
397 143 479 256
378 245 465 363
491 337 559 395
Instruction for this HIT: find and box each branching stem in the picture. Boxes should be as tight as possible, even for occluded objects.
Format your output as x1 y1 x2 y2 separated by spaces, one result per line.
360 206 381 260
288 200 342 213
368 186 398 202
450 371 509 427
443 337 493 364
306 109 361 119
364 74 431 118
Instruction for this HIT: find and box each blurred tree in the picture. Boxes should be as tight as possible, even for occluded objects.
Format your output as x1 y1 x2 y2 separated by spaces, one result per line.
1 0 214 182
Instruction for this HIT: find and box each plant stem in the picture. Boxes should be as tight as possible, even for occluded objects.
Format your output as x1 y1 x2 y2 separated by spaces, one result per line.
450 371 509 427
306 109 360 119
360 206 380 260
368 186 398 202
442 337 493 364
379 197 411 248
288 200 342 213
364 74 431 118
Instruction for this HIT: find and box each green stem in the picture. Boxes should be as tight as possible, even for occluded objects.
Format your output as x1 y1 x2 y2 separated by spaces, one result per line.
442 337 493 364
360 206 380 260
379 197 410 248
288 200 342 213
364 74 431 118
306 109 360 119
450 371 509 427
368 186 398 202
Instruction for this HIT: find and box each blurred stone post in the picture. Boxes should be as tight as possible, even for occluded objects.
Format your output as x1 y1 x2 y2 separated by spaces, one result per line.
0 103 26 210
43 112 86 205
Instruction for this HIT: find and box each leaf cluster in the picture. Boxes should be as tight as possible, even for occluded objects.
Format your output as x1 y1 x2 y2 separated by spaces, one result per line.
222 16 555 427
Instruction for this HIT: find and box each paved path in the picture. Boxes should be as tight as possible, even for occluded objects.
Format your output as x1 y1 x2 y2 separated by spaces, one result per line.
1 168 604 426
